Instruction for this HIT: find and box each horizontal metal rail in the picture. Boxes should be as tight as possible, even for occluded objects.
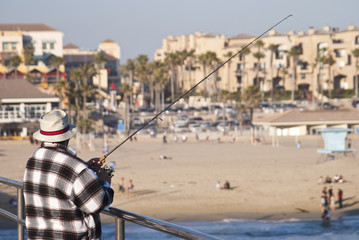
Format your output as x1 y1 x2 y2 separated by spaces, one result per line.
0 176 221 240
0 176 25 240
108 207 221 240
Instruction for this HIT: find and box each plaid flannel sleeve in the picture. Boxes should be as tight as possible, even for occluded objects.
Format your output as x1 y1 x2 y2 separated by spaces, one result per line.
73 168 114 214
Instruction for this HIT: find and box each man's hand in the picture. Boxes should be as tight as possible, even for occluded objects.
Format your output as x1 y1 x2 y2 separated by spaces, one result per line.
96 168 112 185
87 158 103 173
87 158 112 184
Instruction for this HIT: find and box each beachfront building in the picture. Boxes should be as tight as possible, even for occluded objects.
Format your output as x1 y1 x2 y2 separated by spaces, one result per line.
63 39 121 92
0 78 59 138
154 25 359 98
253 109 359 138
0 23 66 85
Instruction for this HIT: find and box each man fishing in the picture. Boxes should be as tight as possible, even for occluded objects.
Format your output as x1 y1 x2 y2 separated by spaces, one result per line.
23 109 114 240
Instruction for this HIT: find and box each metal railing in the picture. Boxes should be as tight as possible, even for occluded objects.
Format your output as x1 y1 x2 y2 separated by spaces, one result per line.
0 176 221 240
0 176 25 240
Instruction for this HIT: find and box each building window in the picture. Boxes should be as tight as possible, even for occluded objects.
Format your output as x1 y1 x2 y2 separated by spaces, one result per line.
301 74 306 80
332 39 343 44
11 42 17 50
334 49 346 58
355 36 359 45
50 42 55 50
42 42 47 50
3 42 9 50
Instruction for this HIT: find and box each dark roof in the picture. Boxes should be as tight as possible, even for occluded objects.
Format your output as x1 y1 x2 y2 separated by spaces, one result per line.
0 23 59 32
0 78 57 99
102 39 116 43
254 109 359 126
63 43 79 49
229 33 255 40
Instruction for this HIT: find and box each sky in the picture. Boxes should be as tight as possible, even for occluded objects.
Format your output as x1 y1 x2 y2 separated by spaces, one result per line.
1 0 358 62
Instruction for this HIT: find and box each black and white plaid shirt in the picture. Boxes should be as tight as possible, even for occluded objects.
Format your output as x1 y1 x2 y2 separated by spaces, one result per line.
24 142 114 239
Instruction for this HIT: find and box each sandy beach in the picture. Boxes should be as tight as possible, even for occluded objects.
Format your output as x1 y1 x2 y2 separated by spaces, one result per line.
1 133 359 229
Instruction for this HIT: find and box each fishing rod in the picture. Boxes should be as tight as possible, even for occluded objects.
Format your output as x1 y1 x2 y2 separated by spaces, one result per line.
99 14 293 164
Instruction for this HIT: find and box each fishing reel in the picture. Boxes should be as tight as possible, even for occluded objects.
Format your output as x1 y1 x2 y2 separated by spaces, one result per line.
103 164 115 178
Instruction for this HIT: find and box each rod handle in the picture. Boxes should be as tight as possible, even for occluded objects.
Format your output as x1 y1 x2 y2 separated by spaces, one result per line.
99 155 107 164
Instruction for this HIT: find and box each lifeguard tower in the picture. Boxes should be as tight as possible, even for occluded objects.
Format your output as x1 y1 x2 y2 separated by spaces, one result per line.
317 128 355 162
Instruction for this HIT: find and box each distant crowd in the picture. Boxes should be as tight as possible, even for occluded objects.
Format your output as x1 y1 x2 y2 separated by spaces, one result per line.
318 174 345 222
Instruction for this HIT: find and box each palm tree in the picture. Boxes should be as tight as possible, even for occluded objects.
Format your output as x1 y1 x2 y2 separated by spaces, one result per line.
252 40 265 87
177 50 189 91
23 45 35 81
287 45 302 102
352 48 359 97
197 51 219 98
239 46 251 94
9 55 22 79
150 61 168 112
279 66 288 91
53 79 70 109
69 68 83 124
49 56 65 83
184 49 195 87
223 51 233 92
135 54 150 106
268 44 279 101
164 53 180 102
80 63 96 120
242 85 261 125
123 59 136 112
242 85 261 144
94 52 107 90
324 53 336 99
197 52 209 97
120 83 132 133
315 48 326 108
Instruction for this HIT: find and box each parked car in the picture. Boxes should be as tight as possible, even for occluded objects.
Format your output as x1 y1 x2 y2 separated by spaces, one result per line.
320 102 338 110
190 116 204 122
189 123 202 132
225 106 239 115
172 125 189 133
132 117 142 127
174 115 190 127
352 99 359 108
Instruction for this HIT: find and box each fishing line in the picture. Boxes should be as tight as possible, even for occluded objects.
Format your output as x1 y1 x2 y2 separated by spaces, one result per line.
100 14 293 163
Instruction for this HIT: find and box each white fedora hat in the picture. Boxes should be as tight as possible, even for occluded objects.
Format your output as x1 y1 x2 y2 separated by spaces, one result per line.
33 109 77 142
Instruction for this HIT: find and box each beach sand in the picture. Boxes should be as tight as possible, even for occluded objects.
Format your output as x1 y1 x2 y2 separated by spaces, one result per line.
1 134 359 229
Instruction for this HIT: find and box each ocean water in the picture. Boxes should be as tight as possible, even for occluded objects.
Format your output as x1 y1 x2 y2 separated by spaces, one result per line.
2 216 359 240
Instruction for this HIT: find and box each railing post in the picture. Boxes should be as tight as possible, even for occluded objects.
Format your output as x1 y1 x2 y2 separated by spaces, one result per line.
17 188 24 240
115 216 124 240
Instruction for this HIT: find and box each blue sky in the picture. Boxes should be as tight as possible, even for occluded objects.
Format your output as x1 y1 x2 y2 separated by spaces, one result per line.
1 0 358 62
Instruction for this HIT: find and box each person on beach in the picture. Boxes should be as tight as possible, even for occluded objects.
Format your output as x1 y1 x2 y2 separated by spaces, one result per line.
118 177 125 192
320 193 328 213
23 109 114 240
330 191 335 214
127 179 134 195
216 181 222 191
338 189 343 208
223 180 231 190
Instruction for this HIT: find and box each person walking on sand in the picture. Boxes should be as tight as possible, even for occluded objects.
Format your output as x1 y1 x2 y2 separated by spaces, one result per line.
127 179 134 195
338 189 343 208
118 177 125 192
23 109 114 240
330 190 335 216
